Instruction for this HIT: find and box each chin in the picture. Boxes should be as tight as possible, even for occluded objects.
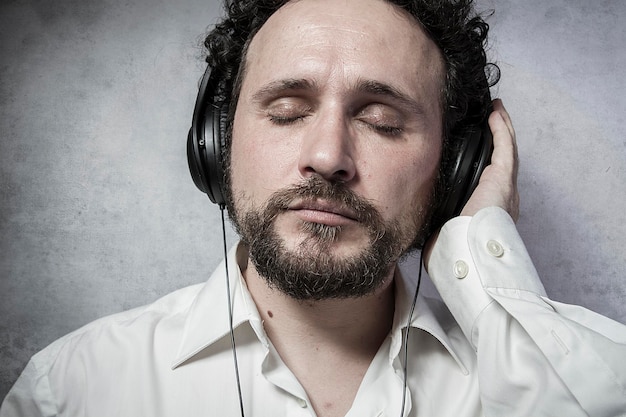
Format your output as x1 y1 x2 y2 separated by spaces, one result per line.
281 220 371 255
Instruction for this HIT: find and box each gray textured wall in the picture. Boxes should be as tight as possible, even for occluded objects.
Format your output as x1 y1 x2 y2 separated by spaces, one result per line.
1 0 625 400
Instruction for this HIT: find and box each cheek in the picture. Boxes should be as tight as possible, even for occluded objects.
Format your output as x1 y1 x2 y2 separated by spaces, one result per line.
375 146 440 218
229 120 261 202
229 122 297 203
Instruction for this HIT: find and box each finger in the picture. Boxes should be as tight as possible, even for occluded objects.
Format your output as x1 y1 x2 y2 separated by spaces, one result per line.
488 103 518 175
488 100 520 220
492 98 515 139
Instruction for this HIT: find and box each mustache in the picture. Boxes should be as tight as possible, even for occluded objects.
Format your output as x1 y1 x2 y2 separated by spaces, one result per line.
261 176 383 225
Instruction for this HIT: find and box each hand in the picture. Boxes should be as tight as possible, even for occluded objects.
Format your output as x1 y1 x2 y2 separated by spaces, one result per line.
459 98 519 221
423 99 519 266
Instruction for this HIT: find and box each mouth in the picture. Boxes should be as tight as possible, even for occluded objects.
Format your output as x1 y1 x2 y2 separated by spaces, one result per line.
288 199 360 226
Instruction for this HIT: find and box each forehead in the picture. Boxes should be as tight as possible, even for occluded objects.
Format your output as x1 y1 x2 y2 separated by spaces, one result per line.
241 0 444 104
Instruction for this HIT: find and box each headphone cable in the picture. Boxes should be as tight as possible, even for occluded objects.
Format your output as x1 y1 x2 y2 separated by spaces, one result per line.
220 203 423 417
220 204 246 417
399 249 425 417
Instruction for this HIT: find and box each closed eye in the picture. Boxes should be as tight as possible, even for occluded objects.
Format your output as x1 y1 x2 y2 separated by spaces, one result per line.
368 124 403 136
268 114 308 125
355 103 405 137
265 97 312 126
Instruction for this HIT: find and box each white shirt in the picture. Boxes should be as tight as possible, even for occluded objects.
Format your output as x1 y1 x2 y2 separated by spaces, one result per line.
2 207 626 416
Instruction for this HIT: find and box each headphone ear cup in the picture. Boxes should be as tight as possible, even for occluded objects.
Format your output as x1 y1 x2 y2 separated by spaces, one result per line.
187 126 209 194
203 101 227 205
433 114 493 228
187 66 228 206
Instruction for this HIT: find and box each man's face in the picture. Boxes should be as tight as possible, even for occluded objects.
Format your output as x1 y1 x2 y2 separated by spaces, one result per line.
228 0 444 299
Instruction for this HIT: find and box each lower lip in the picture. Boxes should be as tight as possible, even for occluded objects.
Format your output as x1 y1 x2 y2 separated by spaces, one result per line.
292 209 356 227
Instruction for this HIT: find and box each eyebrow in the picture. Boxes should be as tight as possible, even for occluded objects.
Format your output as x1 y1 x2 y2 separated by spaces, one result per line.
251 78 319 103
354 79 427 116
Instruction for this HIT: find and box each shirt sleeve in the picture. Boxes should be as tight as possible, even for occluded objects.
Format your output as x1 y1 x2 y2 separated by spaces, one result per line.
426 206 626 417
0 358 57 417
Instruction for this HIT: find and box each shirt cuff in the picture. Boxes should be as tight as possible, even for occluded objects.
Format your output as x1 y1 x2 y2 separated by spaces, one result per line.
426 206 547 346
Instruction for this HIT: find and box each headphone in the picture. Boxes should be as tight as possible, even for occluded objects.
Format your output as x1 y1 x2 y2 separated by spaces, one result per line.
187 66 228 206
187 64 493 228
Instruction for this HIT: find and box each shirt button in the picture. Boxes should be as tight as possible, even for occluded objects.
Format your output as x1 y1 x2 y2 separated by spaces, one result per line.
486 240 504 257
453 260 469 279
297 398 308 408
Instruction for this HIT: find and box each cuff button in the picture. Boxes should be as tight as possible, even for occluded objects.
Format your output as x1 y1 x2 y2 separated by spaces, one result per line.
453 260 469 279
487 239 504 257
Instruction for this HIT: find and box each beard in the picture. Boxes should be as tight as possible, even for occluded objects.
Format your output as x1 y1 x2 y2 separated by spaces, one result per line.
229 176 434 301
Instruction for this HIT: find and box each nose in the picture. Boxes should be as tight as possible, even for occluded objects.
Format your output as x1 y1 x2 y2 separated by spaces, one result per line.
297 112 357 183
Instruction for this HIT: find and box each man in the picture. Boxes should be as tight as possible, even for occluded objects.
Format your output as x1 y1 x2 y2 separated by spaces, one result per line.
2 0 626 416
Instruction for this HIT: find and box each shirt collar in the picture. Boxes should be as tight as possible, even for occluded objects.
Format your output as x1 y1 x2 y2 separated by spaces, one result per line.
172 243 469 374
391 261 470 374
171 243 266 369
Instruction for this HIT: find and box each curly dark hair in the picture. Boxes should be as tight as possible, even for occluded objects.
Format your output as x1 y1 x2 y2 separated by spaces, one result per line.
202 0 499 227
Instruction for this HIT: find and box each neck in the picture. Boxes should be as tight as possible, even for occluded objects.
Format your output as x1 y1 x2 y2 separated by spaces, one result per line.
243 257 397 417
243 259 396 357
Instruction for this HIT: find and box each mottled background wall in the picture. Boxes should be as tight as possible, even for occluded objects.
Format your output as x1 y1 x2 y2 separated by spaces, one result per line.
1 0 625 400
